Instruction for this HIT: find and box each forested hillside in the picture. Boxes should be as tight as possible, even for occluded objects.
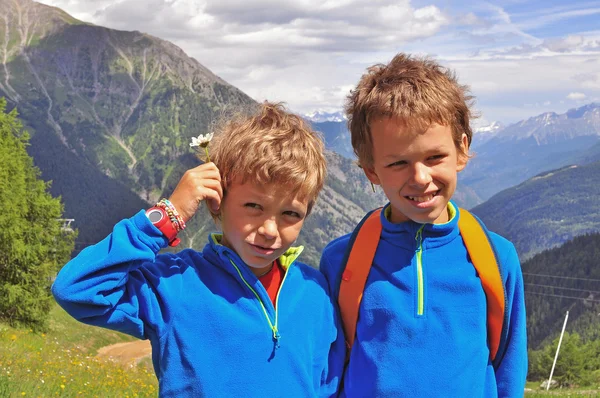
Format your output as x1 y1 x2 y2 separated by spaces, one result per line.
472 161 600 260
523 232 600 349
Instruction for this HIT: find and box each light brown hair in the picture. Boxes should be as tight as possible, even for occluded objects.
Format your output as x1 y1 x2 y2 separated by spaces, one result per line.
209 102 326 214
346 53 475 168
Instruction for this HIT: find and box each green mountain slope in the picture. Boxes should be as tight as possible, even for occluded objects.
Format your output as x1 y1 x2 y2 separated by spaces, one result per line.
1 0 389 265
27 119 150 251
471 161 600 260
1 0 254 202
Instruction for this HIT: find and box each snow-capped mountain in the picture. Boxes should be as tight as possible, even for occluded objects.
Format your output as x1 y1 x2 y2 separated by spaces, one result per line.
475 121 505 134
472 121 505 148
461 103 600 203
499 103 600 143
304 110 346 123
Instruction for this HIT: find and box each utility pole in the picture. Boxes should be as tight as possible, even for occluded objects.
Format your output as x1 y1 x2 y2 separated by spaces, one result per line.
546 311 569 391
51 218 75 281
57 218 75 232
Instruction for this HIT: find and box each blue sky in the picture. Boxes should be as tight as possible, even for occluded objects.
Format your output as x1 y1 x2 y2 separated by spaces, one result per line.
38 0 600 127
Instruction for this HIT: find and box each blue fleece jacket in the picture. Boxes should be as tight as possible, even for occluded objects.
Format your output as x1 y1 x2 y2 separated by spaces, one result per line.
320 202 527 398
52 210 344 397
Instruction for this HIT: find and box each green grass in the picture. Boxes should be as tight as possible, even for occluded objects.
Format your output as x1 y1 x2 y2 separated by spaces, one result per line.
525 391 600 397
525 382 600 397
0 304 157 397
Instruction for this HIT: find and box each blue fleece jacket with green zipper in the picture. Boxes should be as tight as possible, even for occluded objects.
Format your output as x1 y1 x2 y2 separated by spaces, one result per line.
52 210 344 397
319 202 527 397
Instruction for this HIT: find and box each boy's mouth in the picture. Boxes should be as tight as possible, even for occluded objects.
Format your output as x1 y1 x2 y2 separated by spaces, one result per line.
406 190 440 203
249 243 280 255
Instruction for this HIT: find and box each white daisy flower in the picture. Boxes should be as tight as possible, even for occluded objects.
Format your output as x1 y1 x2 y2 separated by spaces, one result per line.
190 132 214 162
189 133 213 148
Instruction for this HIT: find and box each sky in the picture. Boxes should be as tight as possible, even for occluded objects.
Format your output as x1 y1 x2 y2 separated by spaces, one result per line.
36 0 600 127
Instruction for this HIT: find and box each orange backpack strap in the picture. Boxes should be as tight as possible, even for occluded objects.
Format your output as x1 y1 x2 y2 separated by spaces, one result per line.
458 208 506 361
338 208 382 356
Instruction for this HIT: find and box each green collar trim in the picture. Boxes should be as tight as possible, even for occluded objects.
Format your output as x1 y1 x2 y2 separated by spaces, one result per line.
384 205 392 220
278 246 304 269
438 201 457 225
449 202 457 220
210 233 303 270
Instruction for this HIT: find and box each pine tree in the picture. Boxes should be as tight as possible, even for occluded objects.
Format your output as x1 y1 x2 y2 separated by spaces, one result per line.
0 97 75 330
530 332 588 387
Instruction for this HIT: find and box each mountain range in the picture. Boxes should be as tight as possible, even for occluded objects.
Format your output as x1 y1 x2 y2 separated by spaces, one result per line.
3 0 599 263
0 0 386 267
1 0 253 201
305 110 346 123
303 103 600 209
462 103 600 203
4 0 600 262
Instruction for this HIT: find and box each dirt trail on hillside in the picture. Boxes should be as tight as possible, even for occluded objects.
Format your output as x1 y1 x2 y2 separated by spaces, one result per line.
97 339 152 365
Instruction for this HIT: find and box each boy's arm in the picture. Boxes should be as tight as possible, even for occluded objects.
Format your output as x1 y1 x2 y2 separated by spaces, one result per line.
319 248 348 397
52 162 224 340
494 243 528 397
51 211 172 339
320 300 347 397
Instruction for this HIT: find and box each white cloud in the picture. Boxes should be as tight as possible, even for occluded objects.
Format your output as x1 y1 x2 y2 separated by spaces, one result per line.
516 6 600 31
567 92 587 100
76 0 449 53
542 35 600 53
34 0 600 123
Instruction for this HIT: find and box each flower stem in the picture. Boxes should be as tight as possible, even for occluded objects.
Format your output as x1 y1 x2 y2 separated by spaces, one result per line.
204 147 210 162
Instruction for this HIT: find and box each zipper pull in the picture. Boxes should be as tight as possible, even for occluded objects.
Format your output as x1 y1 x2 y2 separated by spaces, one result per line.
273 328 281 349
415 226 424 251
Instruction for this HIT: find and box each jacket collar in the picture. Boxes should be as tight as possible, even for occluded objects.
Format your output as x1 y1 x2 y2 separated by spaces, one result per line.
203 233 304 272
379 200 461 250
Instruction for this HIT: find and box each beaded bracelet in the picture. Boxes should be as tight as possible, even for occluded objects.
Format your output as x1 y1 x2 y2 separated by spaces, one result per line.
155 198 187 232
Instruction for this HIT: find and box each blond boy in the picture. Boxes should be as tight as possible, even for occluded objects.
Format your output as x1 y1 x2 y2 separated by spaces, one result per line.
320 54 527 397
53 103 344 397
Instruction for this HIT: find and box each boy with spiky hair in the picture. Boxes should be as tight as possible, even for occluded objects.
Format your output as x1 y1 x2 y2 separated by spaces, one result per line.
320 54 527 396
53 102 344 397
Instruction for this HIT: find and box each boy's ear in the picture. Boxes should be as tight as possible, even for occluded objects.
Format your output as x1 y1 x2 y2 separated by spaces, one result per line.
363 164 381 186
457 133 469 172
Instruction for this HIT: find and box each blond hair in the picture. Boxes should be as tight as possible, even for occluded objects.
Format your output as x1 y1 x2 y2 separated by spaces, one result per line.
209 102 326 214
346 53 475 168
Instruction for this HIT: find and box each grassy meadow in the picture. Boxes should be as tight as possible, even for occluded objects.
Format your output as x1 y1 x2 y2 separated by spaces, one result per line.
0 304 157 397
525 381 599 397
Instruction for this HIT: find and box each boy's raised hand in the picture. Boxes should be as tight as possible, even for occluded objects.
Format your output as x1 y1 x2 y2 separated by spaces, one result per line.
168 162 223 222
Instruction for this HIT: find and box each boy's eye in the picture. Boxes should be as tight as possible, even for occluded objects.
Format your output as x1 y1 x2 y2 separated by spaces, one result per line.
386 160 407 168
283 210 303 219
244 203 262 210
427 154 445 162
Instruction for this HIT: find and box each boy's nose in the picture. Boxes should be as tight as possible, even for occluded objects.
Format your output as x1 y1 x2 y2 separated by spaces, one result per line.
411 164 432 186
258 219 278 239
